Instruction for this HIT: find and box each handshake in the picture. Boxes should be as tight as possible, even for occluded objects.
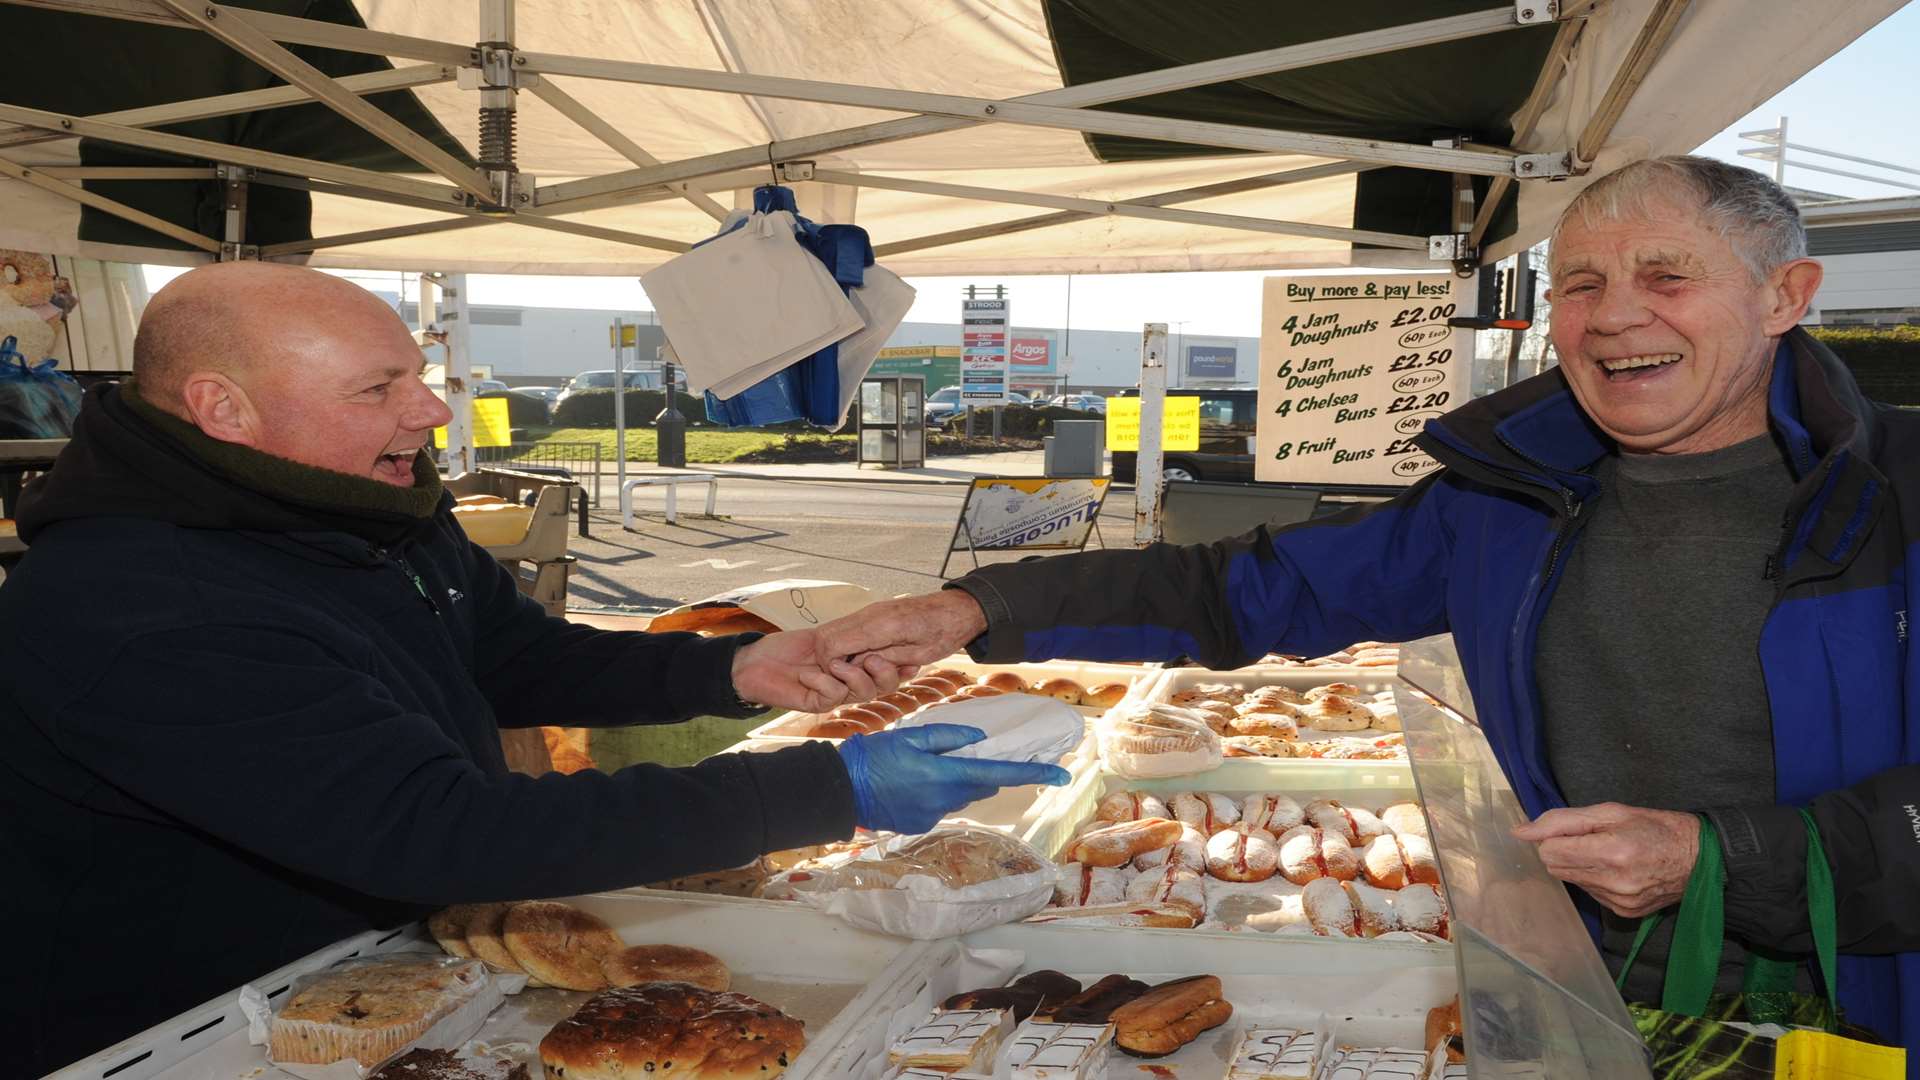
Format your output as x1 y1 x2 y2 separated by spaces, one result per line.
728 590 1063 833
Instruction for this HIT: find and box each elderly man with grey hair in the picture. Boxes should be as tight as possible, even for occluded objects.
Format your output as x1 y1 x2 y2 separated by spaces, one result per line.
814 155 1920 1041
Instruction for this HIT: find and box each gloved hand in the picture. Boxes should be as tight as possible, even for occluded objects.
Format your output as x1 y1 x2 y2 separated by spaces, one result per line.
837 724 1073 835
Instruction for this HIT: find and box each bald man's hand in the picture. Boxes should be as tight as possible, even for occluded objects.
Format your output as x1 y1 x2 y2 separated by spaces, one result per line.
814 591 989 682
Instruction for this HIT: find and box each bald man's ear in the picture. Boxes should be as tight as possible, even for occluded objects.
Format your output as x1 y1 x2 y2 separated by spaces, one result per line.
178 372 263 447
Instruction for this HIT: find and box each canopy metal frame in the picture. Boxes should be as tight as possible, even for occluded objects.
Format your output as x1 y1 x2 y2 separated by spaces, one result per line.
0 0 1619 264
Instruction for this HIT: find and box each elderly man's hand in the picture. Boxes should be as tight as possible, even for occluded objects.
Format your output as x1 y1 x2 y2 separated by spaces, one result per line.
814 591 988 683
730 630 910 714
1512 803 1701 918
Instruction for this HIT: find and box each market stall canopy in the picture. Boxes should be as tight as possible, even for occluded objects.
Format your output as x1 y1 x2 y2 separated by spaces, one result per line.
0 0 1902 275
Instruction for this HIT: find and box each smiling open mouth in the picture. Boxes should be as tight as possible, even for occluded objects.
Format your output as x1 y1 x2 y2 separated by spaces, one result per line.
374 451 417 481
1599 353 1680 380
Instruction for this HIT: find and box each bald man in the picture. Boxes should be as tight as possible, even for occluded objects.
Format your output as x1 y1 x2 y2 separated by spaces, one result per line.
0 263 1066 1073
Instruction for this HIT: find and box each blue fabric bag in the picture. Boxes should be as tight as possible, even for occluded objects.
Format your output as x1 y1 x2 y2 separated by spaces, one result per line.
0 336 83 438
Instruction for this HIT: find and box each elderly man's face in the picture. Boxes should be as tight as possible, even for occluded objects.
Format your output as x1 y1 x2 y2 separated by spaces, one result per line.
246 295 453 487
1548 198 1787 455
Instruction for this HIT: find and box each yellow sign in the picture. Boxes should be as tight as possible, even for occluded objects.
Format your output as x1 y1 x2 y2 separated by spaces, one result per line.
1104 396 1200 451
609 324 639 347
435 396 513 449
876 345 964 359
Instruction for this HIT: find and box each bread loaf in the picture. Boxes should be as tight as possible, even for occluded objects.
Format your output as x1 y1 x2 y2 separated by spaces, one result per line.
538 984 806 1080
1066 818 1183 868
1109 976 1233 1058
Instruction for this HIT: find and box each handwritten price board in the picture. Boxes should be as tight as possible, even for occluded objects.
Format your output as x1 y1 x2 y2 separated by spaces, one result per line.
1255 274 1472 485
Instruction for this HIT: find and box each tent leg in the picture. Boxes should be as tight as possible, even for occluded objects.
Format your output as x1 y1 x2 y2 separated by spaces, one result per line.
217 164 259 261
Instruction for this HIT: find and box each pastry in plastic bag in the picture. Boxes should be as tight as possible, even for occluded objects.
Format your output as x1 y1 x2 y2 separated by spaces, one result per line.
1097 703 1222 779
767 827 1059 939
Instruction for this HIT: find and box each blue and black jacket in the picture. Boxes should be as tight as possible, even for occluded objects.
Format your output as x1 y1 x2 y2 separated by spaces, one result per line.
953 327 1920 1049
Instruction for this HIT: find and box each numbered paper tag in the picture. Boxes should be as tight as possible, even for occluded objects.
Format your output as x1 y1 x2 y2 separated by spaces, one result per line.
1255 275 1470 485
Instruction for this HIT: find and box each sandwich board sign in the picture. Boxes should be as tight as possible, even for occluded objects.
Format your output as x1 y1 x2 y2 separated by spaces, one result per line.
941 477 1110 578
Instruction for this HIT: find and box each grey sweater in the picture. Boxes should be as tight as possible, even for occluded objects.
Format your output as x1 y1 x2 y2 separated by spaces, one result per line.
1535 432 1809 1001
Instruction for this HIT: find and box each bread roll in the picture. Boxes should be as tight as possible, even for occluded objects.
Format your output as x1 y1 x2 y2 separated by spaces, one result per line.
832 705 889 731
1227 711 1299 739
921 668 973 685
1083 682 1130 709
806 718 870 739
1205 826 1279 882
1241 794 1305 834
1096 790 1171 823
1347 806 1391 843
1361 834 1409 889
1244 684 1307 707
601 944 730 992
1277 826 1358 885
426 904 480 958
1369 704 1403 731
1398 833 1440 886
1302 877 1357 937
875 691 921 715
1169 791 1240 834
1133 823 1206 873
1341 881 1400 937
1223 735 1298 758
503 901 623 991
858 700 904 724
1380 802 1429 839
1302 694 1374 731
895 684 947 707
908 676 962 696
1066 817 1183 867
1306 682 1367 700
1032 677 1086 704
539 984 805 1080
1394 882 1448 937
461 902 525 974
1125 864 1206 918
1054 862 1134 907
1169 683 1242 707
1110 976 1233 1057
956 684 1006 699
980 671 1029 693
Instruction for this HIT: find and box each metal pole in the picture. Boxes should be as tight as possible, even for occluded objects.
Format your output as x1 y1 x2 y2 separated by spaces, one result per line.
613 317 627 496
443 272 475 476
1774 115 1788 184
1062 275 1071 395
1134 323 1168 548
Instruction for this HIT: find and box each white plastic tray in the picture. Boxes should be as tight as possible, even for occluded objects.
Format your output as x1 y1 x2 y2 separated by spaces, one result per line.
810 922 1457 1079
1021 758 1443 945
54 893 930 1080
747 657 1158 742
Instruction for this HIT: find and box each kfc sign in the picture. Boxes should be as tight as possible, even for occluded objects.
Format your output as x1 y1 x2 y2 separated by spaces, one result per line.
1010 337 1051 367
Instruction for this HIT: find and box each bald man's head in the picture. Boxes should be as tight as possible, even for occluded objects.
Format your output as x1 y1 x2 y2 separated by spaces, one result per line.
129 262 451 486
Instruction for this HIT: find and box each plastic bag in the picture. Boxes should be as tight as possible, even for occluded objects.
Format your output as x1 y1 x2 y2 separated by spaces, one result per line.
1096 702 1223 779
0 338 82 438
891 693 1084 766
769 826 1060 939
238 952 508 1080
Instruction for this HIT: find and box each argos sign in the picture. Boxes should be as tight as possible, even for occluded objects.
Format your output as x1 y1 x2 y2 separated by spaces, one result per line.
1009 337 1052 368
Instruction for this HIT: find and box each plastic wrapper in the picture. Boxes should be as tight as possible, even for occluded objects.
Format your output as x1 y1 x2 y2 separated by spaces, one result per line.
0 343 81 439
769 827 1060 939
1096 703 1223 779
892 694 1084 765
239 953 510 1080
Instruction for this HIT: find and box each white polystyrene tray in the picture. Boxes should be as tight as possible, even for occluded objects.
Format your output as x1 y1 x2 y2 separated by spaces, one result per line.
1020 758 1444 947
810 923 1457 1079
746 656 1159 742
56 893 930 1080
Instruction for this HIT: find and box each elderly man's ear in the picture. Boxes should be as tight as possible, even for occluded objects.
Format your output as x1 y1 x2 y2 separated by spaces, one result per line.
1763 258 1824 336
179 372 264 448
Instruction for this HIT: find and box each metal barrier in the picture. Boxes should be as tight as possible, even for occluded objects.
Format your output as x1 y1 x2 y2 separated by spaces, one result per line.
477 442 604 507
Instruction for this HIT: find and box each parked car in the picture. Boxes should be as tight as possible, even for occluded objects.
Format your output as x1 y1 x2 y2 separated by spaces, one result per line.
554 368 680 409
1055 393 1107 415
923 385 964 424
513 385 563 406
471 378 511 395
1110 387 1258 484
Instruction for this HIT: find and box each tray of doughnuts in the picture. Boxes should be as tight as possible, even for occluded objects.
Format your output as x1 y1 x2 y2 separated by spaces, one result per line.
746 657 1154 743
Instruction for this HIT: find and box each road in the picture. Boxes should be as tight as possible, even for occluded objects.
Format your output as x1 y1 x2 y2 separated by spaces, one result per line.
563 478 1138 611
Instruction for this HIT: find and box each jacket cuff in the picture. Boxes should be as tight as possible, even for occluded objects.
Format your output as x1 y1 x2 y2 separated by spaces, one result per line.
945 577 1022 663
669 632 766 719
1708 803 1811 945
739 741 858 851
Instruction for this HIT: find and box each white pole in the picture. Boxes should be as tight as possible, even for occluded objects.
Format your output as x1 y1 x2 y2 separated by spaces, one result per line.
1134 323 1168 547
442 272 475 476
1774 115 1788 185
613 316 628 495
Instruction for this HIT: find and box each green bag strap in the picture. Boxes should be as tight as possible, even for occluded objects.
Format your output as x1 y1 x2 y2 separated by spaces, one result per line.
1800 807 1841 1009
1660 815 1727 1013
1617 909 1665 992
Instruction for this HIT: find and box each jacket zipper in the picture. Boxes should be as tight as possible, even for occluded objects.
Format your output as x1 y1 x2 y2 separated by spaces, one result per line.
371 545 441 615
1492 431 1592 579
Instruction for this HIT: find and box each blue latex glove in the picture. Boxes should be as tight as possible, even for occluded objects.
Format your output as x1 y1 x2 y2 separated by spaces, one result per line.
837 724 1073 835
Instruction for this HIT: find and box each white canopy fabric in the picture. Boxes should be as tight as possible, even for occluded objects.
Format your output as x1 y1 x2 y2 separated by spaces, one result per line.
0 0 1902 275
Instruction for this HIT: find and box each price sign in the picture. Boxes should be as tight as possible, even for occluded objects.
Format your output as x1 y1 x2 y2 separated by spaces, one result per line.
1104 396 1200 451
1255 275 1471 485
